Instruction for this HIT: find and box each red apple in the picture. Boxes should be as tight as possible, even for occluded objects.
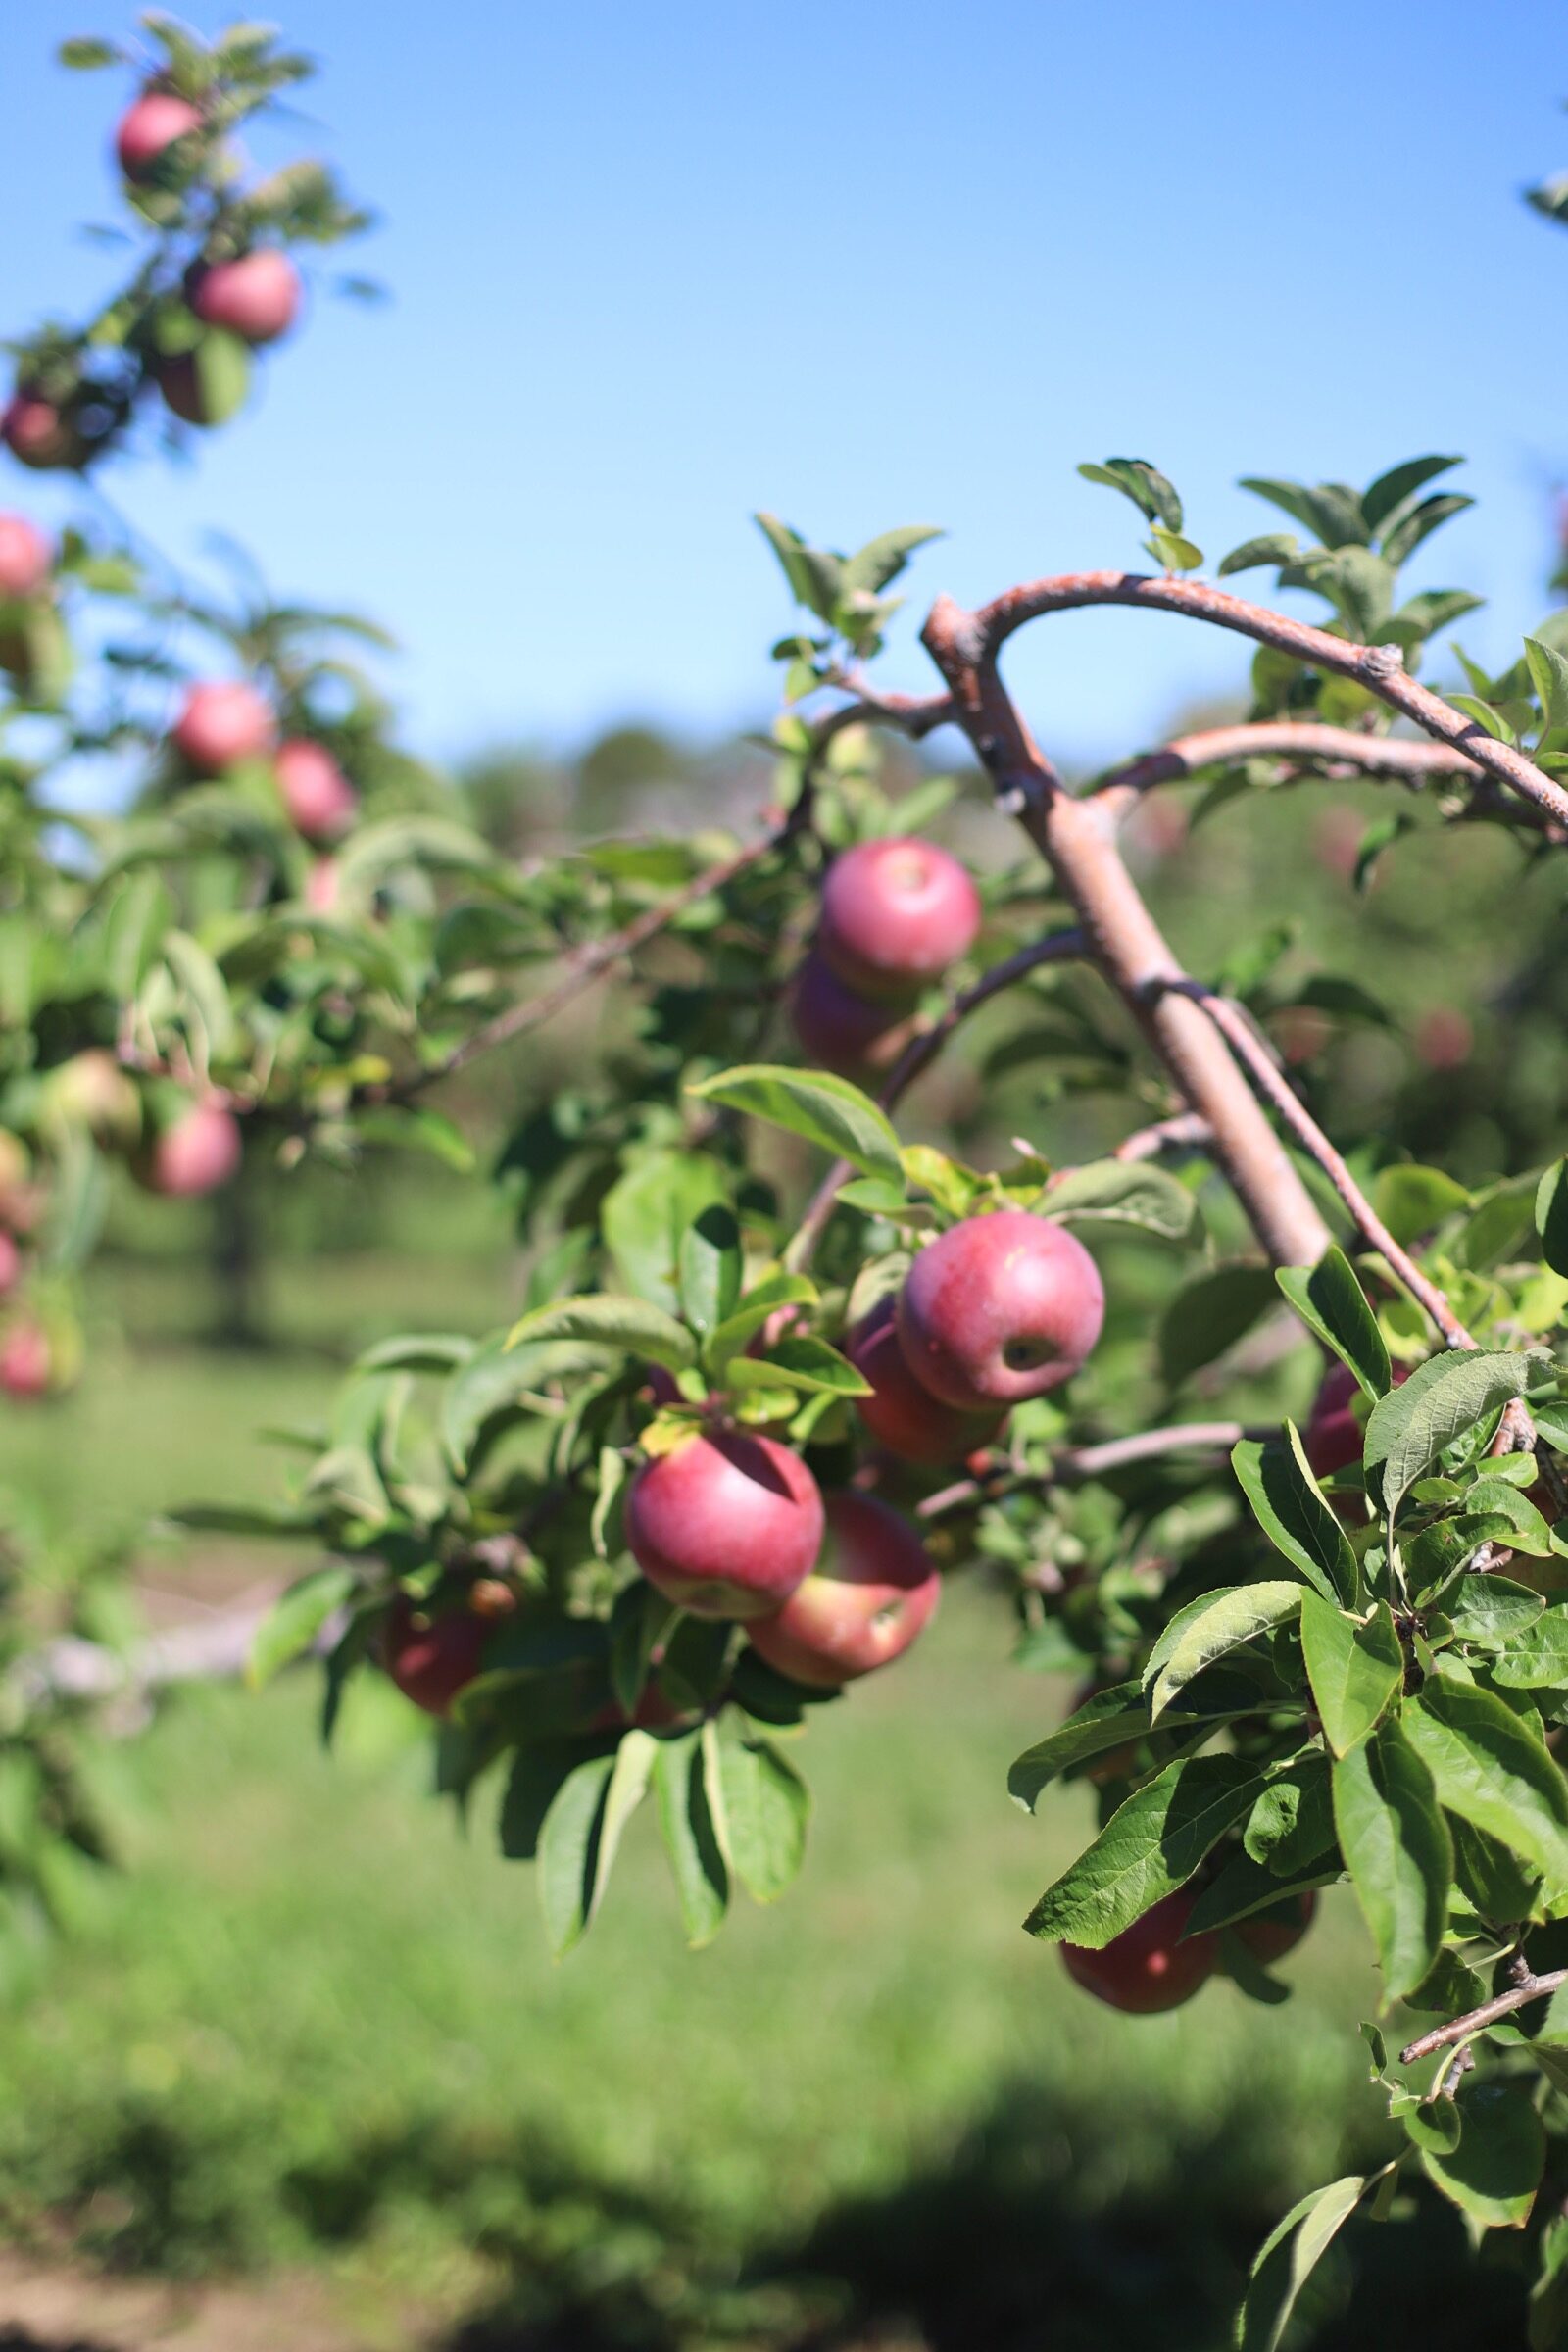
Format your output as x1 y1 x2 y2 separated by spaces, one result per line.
172 680 276 772
189 250 301 345
275 739 358 842
818 836 981 1000
790 949 917 1079
747 1490 940 1687
1061 1888 1217 2014
0 514 51 600
2 394 89 472
896 1210 1105 1412
626 1429 823 1619
136 1099 242 1197
1235 1889 1316 1964
847 1293 1004 1464
115 91 204 181
0 1319 51 1399
382 1594 491 1717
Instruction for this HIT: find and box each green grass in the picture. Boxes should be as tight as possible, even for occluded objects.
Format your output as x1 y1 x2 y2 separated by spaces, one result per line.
0 1258 1527 2348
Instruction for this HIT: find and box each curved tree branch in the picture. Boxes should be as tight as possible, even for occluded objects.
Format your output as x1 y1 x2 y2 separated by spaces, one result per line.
965 571 1568 833
1091 720 1488 826
1400 1968 1568 2065
919 595 1333 1270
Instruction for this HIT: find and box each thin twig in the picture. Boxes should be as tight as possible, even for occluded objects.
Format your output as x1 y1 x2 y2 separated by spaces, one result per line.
969 571 1568 834
786 926 1087 1270
1114 1111 1214 1163
1400 1968 1568 2064
1092 720 1492 827
385 814 793 1098
914 1420 1271 1520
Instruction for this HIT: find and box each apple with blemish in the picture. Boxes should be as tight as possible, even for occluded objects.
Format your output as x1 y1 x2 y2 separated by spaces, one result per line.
747 1490 940 1687
847 1293 1003 1464
896 1209 1104 1412
1061 1888 1217 2013
818 835 981 1000
626 1429 823 1619
172 680 276 772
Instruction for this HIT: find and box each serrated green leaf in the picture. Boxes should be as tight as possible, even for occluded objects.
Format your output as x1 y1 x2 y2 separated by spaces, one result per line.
1364 1351 1543 1516
1078 457 1183 532
1238 2173 1369 2352
839 524 944 598
714 1734 809 1902
1403 1677 1568 1892
727 1336 870 1397
1298 1593 1402 1756
653 1724 729 1946
688 1064 902 1183
1332 1721 1449 1999
1042 1159 1197 1241
1422 2081 1545 2230
1023 1752 1267 1947
1276 1249 1391 1402
1232 1426 1357 1604
1146 1582 1302 1720
505 1294 697 1372
247 1565 357 1687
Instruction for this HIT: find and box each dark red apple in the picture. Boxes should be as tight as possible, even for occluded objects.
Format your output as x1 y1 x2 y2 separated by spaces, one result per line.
0 514 51 600
1061 1888 1217 2014
2 394 89 472
747 1490 940 1687
275 739 357 841
115 91 204 181
790 950 916 1079
626 1429 823 1619
172 680 276 772
847 1293 1004 1464
1235 1889 1317 1964
189 250 301 345
896 1210 1104 1412
382 1594 492 1717
136 1099 242 1197
818 836 981 1000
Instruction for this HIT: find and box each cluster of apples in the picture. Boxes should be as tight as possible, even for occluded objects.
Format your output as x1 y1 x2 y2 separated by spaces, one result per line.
2 88 302 468
0 1062 243 1404
173 677 358 860
791 834 981 1077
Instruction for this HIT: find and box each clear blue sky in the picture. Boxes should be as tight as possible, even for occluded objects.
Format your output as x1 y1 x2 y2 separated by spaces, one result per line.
2 1 1565 769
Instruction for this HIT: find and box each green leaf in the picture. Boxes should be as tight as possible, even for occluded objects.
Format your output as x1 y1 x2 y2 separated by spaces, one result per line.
1403 1677 1568 1893
1042 1159 1197 1242
1371 1163 1471 1247
713 1734 809 1902
1446 1575 1544 1649
1381 492 1474 569
505 1294 697 1373
1422 2081 1545 2231
1022 1753 1267 1947
677 1203 742 1338
1145 527 1203 573
653 1725 729 1947
1492 1610 1568 1689
1008 1682 1146 1809
1238 2173 1369 2352
1242 1757 1336 1876
1276 1248 1391 1401
1231 1426 1358 1604
608 1581 674 1718
1364 1351 1543 1516
602 1151 732 1313
839 524 944 598
1298 1593 1402 1757
1239 475 1369 549
1157 1264 1280 1388
247 1565 357 1686
705 1270 818 1376
1526 636 1568 732
536 1752 613 1955
1362 455 1463 535
1146 1582 1302 1720
752 514 842 621
727 1336 870 1398
1537 1162 1568 1280
59 36 121 66
1331 1721 1450 1999
1217 532 1301 577
353 1105 477 1173
688 1065 903 1185
1078 457 1184 532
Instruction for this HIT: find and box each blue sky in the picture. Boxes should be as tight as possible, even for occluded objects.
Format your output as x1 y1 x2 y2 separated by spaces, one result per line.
1 1 1566 769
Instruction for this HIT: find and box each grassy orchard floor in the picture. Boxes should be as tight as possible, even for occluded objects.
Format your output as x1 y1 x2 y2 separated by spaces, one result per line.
0 1249 1527 2349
